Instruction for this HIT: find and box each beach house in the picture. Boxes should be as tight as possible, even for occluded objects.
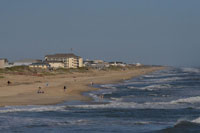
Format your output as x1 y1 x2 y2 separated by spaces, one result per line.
0 58 9 68
29 62 51 69
44 61 65 69
44 53 83 68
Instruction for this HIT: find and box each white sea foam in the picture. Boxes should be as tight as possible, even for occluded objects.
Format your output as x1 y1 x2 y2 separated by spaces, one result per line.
89 93 101 101
174 116 200 126
181 67 200 73
69 96 200 109
170 96 200 104
128 84 172 91
153 77 184 83
0 105 66 113
100 84 116 89
123 76 184 87
142 75 156 78
192 117 200 124
54 119 90 126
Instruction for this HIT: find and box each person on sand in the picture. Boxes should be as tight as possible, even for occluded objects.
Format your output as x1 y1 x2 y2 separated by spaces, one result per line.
90 82 93 86
64 86 67 92
37 87 42 94
37 86 44 94
37 87 45 94
46 83 48 87
7 81 11 85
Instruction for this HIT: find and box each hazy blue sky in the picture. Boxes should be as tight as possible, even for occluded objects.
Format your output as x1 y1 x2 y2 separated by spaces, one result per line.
0 0 200 66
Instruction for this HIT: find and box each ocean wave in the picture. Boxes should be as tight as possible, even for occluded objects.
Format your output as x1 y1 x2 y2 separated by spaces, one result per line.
0 105 66 113
153 77 185 83
170 96 200 104
69 96 200 109
100 84 116 89
158 116 200 133
127 84 172 91
181 67 200 73
54 119 90 126
192 117 200 124
123 76 185 87
158 120 200 133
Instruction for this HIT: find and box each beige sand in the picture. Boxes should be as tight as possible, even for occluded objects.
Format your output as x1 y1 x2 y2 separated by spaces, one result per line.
0 66 165 106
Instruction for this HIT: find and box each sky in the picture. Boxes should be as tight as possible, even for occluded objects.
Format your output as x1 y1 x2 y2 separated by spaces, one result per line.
0 0 200 67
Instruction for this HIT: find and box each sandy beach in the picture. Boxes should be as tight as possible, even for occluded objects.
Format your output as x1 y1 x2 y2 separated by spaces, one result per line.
0 66 165 106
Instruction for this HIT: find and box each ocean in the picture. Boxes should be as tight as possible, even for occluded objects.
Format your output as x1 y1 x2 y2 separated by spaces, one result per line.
1 67 200 133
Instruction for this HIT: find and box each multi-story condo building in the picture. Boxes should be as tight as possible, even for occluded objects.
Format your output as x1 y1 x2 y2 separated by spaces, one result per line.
44 53 83 68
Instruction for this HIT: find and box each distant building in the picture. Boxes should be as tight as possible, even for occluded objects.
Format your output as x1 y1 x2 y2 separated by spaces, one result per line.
29 62 51 69
44 61 65 69
13 59 42 66
83 60 94 67
84 59 110 69
109 62 126 67
0 58 9 68
45 53 83 69
93 60 104 64
136 63 142 67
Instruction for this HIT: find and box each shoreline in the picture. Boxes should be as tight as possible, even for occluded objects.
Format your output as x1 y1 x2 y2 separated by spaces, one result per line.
0 66 166 107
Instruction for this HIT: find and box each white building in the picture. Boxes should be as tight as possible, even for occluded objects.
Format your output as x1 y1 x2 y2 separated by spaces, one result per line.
45 53 83 69
109 62 126 67
0 58 9 68
13 59 42 66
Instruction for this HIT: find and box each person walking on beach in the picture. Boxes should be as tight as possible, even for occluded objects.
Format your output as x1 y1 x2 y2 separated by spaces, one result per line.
90 81 93 86
37 87 41 94
64 86 67 92
7 81 11 85
37 86 45 94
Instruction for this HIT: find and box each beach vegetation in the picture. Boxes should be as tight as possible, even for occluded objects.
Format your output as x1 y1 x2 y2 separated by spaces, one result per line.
71 67 89 73
0 69 4 73
5 66 31 72
55 68 72 74
55 67 89 74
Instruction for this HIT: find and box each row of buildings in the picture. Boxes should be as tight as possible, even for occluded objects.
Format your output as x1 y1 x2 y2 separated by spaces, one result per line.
30 53 83 69
1 53 140 69
0 53 83 69
83 59 127 69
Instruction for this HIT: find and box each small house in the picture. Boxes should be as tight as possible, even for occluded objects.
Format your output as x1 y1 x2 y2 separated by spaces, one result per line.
29 62 50 69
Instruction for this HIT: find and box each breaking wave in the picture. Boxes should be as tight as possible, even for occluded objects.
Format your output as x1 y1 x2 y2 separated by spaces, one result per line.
0 105 67 113
181 67 200 73
68 95 200 109
157 117 200 133
128 84 172 91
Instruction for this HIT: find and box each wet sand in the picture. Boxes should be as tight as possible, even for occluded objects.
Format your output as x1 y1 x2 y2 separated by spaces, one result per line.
0 66 165 106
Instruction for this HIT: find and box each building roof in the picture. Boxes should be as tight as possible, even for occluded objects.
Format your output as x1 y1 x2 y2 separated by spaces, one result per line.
45 53 80 58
